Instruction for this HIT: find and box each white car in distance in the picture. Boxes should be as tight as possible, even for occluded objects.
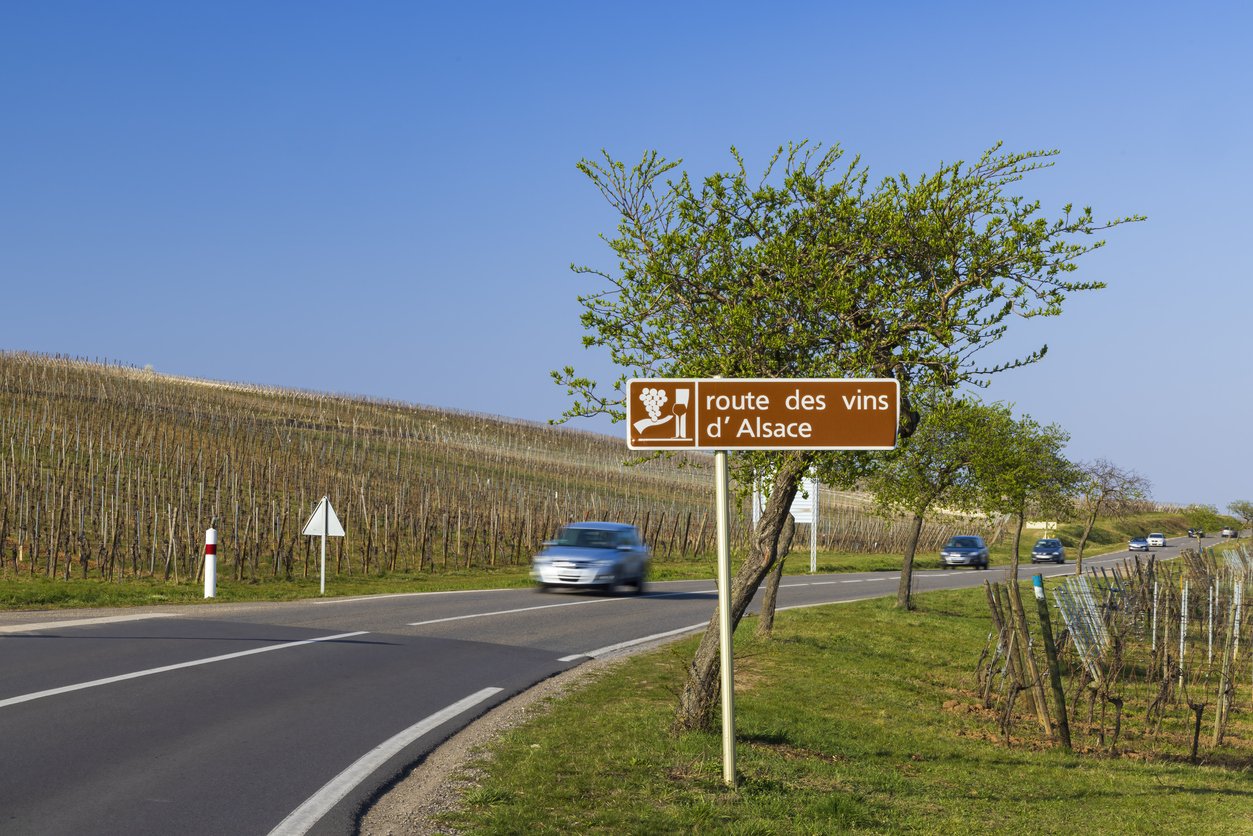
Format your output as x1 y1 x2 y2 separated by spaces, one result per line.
1147 533 1166 547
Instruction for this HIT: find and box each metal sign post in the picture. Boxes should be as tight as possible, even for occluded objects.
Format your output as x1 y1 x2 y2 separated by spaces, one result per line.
714 449 735 785
302 496 345 595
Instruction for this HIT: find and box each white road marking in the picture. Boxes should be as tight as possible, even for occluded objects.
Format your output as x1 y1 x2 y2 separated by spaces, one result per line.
558 591 889 661
409 597 618 626
0 631 368 710
311 587 515 605
559 623 709 661
0 612 181 635
268 686 503 836
407 588 719 627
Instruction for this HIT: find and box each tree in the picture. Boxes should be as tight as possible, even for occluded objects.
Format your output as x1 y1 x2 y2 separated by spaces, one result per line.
972 410 1079 742
866 397 1001 610
1183 504 1225 535
1072 459 1151 574
974 412 1078 583
556 141 1140 733
1228 500 1253 533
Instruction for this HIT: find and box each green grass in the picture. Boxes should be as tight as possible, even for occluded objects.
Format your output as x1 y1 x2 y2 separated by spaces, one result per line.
0 509 1200 610
0 532 1134 610
1055 510 1196 550
447 588 1253 834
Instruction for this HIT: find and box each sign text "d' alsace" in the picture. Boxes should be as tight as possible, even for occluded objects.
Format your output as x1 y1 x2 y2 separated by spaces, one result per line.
626 378 898 451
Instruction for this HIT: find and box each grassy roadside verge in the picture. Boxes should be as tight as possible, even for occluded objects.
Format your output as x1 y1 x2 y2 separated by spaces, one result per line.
0 536 1133 610
446 586 1252 834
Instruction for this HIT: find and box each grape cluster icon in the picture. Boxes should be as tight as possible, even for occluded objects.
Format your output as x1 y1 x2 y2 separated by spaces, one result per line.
639 387 668 421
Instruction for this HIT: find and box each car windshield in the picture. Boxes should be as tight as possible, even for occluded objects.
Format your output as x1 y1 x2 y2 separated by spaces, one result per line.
554 527 619 549
1149 533 1164 537
1034 539 1061 548
947 537 981 549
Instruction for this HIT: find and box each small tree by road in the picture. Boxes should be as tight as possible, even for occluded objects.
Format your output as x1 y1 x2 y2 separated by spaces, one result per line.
1228 500 1253 533
867 397 1002 610
1072 458 1151 574
557 141 1141 733
974 413 1079 583
1183 503 1226 535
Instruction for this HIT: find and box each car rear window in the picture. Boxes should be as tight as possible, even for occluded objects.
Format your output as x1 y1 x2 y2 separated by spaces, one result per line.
948 537 982 548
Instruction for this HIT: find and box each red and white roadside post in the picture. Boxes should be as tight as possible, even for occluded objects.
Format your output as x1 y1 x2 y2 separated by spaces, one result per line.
204 528 217 598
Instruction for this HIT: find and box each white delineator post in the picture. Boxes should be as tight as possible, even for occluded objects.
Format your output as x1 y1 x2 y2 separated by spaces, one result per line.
204 528 217 598
714 448 736 786
319 500 328 596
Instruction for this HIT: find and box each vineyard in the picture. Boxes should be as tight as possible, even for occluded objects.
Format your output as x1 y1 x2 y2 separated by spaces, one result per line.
980 546 1252 764
0 353 978 586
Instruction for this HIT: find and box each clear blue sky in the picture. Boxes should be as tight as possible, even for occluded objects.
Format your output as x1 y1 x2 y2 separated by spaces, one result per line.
3 2 1249 511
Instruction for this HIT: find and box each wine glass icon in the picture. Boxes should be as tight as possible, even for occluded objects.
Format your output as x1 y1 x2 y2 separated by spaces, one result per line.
670 388 690 439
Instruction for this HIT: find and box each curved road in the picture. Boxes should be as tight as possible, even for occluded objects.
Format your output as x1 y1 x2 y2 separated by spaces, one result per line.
0 535 1211 834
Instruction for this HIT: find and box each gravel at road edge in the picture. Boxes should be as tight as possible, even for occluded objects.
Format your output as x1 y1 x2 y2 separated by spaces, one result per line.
357 653 624 835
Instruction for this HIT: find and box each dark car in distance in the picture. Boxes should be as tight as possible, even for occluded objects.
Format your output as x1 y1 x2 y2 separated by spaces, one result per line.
1030 538 1065 564
940 535 989 570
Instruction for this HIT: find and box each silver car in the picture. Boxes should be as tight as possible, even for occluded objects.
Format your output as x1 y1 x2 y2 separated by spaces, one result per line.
531 522 650 594
940 535 990 569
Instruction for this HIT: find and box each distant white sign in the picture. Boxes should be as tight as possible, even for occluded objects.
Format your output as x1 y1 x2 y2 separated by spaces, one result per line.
303 496 345 537
304 496 344 597
752 477 818 525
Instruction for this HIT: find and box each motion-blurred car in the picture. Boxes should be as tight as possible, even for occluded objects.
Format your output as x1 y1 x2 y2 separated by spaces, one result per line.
1030 538 1066 564
1128 536 1150 552
1187 528 1205 538
1221 527 1238 538
531 521 650 594
1147 533 1166 547
940 535 989 569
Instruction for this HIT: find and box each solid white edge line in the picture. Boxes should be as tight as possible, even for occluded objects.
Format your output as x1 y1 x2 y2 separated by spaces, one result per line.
0 631 368 710
559 622 709 661
559 593 890 662
267 686 504 836
0 612 181 634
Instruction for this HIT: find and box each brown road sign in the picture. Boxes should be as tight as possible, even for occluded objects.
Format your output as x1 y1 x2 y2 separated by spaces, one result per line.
627 378 898 451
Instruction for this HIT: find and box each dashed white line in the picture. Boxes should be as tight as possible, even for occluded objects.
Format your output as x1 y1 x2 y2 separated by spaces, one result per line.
409 597 618 626
0 631 367 710
407 588 722 627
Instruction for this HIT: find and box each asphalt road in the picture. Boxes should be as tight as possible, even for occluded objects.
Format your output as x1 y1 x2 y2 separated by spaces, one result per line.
0 534 1218 834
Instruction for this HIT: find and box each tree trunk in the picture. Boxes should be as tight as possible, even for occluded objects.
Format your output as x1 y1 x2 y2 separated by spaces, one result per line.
756 514 796 639
895 510 926 610
673 452 810 733
1075 508 1097 576
1009 512 1025 583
